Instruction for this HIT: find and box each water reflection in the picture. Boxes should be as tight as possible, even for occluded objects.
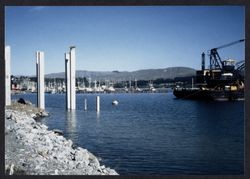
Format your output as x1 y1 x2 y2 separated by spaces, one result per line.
96 111 100 120
65 110 77 139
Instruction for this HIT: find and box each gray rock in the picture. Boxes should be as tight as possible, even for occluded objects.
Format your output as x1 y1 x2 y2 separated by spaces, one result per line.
30 114 36 119
5 111 12 119
106 168 119 175
41 111 49 117
76 162 87 169
52 129 63 135
17 98 26 104
86 167 93 175
75 150 89 163
54 169 59 175
5 108 118 175
10 114 16 121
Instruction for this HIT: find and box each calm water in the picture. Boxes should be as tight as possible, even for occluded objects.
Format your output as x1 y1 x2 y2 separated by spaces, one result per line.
12 93 244 175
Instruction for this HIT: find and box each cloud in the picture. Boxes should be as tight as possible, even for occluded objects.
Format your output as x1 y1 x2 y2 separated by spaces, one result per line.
30 6 46 12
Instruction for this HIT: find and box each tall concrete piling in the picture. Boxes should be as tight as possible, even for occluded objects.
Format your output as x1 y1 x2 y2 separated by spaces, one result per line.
5 46 11 106
65 53 70 109
70 47 76 109
36 51 45 109
65 46 76 110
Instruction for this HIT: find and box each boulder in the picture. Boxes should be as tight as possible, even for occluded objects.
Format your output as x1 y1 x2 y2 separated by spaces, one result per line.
17 98 26 104
5 111 12 119
75 150 89 165
52 129 63 135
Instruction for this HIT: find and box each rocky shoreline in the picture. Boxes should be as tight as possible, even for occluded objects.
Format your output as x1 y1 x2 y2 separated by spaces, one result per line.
5 101 118 175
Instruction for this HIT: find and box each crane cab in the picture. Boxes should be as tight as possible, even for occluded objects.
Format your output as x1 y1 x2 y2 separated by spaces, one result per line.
222 59 235 72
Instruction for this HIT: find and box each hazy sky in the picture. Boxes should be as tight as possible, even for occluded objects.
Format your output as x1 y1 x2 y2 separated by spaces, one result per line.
5 6 245 76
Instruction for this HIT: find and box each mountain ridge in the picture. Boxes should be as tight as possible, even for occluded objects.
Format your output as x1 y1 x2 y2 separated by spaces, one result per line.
45 67 196 81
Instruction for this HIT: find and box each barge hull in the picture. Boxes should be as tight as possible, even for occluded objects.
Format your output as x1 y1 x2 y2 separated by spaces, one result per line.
173 88 244 101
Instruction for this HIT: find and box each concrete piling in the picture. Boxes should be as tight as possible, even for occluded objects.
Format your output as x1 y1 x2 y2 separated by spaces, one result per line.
5 46 11 106
84 98 87 111
36 51 45 109
65 46 76 110
96 96 100 112
65 53 70 109
70 46 76 109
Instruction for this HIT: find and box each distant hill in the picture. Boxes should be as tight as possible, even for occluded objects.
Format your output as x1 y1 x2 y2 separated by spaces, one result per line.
45 67 196 81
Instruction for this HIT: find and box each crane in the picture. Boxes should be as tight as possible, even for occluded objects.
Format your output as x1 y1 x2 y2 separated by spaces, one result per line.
209 39 245 71
235 60 245 71
234 60 245 82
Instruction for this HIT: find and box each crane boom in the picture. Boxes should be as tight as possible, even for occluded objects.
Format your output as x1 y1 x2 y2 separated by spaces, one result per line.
212 39 245 50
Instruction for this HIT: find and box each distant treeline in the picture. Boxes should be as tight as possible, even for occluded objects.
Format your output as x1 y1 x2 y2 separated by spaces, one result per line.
11 75 196 88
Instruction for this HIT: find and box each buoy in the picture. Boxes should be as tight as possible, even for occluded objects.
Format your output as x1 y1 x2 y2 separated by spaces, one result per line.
112 100 119 105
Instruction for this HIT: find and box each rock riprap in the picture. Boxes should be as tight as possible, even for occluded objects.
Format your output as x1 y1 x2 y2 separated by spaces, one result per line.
5 103 118 175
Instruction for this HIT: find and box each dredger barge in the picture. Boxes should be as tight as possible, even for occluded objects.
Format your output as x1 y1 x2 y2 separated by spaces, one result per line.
173 39 245 101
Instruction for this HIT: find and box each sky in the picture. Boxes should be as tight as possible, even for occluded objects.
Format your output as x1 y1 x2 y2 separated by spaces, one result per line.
5 6 245 76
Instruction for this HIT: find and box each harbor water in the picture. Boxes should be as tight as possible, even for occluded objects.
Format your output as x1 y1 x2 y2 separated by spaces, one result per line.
11 93 244 175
